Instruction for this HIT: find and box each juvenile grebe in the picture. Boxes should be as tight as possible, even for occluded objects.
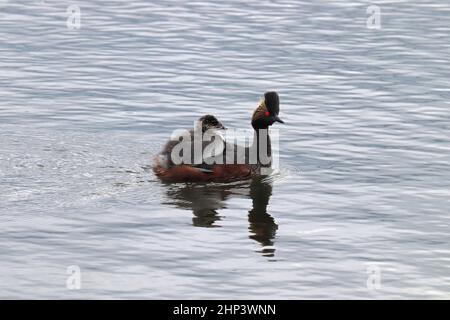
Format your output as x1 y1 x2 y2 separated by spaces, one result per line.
153 92 284 182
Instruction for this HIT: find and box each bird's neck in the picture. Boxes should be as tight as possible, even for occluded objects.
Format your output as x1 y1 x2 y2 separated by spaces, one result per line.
251 128 272 166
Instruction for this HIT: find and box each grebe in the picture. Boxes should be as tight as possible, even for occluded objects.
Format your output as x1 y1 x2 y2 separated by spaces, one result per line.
153 91 284 182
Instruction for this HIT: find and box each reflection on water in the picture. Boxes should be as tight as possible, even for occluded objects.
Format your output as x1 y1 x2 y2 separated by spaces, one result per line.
163 177 278 256
248 177 278 257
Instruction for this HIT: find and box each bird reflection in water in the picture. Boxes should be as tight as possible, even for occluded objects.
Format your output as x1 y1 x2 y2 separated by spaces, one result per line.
163 176 278 257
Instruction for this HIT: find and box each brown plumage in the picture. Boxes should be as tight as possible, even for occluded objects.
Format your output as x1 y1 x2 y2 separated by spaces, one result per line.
153 162 252 182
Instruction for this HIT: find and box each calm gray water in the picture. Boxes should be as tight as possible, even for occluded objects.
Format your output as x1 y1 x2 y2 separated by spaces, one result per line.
1 0 450 299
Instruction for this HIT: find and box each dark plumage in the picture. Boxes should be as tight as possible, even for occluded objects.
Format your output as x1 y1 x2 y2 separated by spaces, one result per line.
197 115 226 132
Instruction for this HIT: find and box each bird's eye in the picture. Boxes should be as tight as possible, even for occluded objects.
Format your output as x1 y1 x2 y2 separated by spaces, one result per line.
264 111 270 117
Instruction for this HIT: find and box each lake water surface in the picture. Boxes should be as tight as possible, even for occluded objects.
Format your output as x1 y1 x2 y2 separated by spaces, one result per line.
1 0 450 299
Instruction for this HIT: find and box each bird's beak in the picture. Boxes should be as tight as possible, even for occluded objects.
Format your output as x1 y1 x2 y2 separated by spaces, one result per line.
274 116 284 124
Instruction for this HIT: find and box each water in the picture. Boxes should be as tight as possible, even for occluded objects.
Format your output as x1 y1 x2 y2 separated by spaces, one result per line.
1 0 450 299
